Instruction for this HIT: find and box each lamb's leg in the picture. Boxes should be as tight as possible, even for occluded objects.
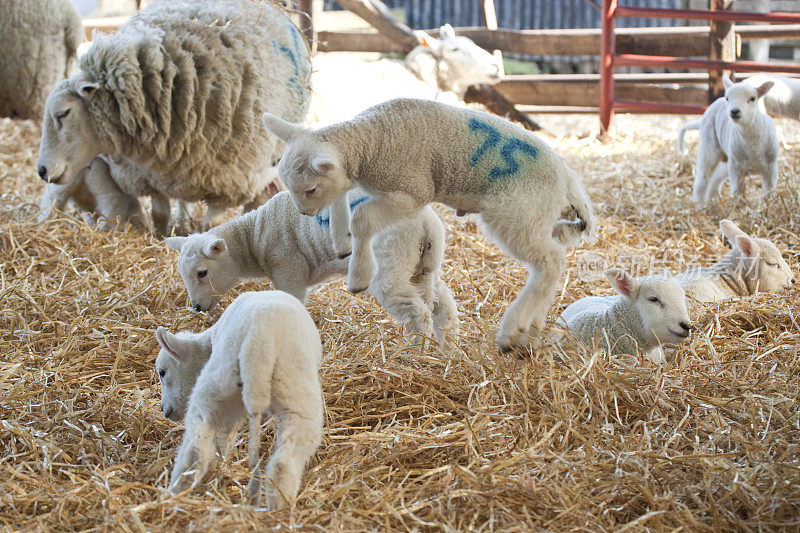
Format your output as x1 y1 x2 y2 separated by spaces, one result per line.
761 160 778 194
84 160 143 231
329 194 352 259
172 200 193 236
432 276 460 347
262 410 323 511
271 265 311 304
707 161 729 198
150 193 171 238
203 203 228 231
692 150 722 203
168 418 216 495
246 412 264 505
348 193 420 293
371 278 435 343
727 161 747 198
37 183 70 222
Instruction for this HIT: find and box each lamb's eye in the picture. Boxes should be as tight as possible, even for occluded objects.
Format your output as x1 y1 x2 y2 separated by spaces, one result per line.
766 261 778 267
306 186 317 196
158 369 166 378
748 97 755 103
647 296 663 306
197 269 208 279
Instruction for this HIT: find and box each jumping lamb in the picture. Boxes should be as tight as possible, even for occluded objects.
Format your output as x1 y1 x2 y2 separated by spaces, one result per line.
675 219 794 302
262 97 595 353
559 269 692 363
164 190 459 346
36 0 310 230
677 76 777 202
155 290 323 510
0 0 83 121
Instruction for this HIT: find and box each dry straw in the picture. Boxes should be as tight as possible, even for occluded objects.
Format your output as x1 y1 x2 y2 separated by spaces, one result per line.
1 110 799 531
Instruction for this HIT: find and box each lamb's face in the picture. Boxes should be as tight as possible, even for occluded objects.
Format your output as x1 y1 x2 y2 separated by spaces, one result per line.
37 78 102 185
434 25 502 90
278 140 350 217
167 235 241 312
744 238 795 293
635 279 692 346
155 328 209 422
723 76 772 125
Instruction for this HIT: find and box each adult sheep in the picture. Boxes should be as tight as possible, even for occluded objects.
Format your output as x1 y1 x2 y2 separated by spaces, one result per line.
37 0 310 229
0 0 83 120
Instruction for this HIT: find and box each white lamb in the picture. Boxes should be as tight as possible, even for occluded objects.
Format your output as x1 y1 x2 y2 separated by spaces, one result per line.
262 97 595 353
677 76 777 202
164 190 459 346
744 74 800 122
674 219 794 302
155 290 323 510
559 269 692 363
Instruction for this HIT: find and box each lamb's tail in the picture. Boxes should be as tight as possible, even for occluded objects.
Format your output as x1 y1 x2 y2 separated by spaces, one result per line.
677 119 702 155
553 168 596 247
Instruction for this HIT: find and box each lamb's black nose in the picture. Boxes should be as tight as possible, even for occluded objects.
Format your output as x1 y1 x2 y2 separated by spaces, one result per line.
164 407 173 419
194 303 202 311
37 165 47 181
730 109 741 119
680 321 691 332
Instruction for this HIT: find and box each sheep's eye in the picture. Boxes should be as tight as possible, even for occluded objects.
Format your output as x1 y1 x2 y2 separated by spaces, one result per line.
647 296 663 306
748 97 755 103
766 261 778 267
306 186 317 196
725 96 729 101
158 369 165 378
197 269 208 279
56 109 70 121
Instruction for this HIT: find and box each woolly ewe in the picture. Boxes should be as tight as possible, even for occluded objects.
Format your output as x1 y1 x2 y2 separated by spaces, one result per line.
37 0 310 229
165 190 459 345
675 219 794 302
678 76 777 202
155 291 323 510
560 269 692 363
262 97 594 352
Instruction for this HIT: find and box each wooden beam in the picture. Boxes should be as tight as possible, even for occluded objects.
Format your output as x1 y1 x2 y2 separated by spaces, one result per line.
480 0 504 75
334 0 418 51
737 23 800 39
296 0 314 43
709 0 735 101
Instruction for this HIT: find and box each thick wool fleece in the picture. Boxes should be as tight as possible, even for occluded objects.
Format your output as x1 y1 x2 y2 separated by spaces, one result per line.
65 0 308 206
0 0 83 120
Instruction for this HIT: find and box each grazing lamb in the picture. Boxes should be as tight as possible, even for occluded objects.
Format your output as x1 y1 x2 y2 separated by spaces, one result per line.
36 0 310 229
675 219 794 302
261 98 595 353
155 290 322 509
559 269 692 363
677 76 777 202
164 190 459 346
405 24 502 98
0 0 83 121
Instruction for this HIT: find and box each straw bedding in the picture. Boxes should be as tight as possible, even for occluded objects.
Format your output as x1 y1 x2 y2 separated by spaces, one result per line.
1 107 799 531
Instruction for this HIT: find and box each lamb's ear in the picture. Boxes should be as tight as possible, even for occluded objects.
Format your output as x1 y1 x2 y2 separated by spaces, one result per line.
723 75 734 89
311 151 337 173
735 234 760 259
77 81 99 99
720 219 748 244
261 113 306 142
605 268 640 299
155 327 187 362
203 237 227 259
165 236 187 252
756 81 774 98
439 23 456 40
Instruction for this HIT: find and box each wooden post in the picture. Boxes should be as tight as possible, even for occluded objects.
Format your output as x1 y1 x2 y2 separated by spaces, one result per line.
481 0 505 76
600 0 617 135
296 0 314 49
708 0 735 101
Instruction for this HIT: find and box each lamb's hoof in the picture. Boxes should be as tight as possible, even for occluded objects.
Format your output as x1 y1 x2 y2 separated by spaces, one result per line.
338 252 352 259
499 344 533 359
349 284 368 294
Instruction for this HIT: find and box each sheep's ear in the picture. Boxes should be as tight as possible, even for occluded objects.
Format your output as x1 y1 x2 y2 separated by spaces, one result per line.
439 24 456 40
77 81 99 99
261 113 306 142
720 219 748 243
735 235 760 259
165 236 187 252
723 75 734 89
605 268 639 299
155 327 186 362
311 152 337 173
756 81 774 98
203 237 227 259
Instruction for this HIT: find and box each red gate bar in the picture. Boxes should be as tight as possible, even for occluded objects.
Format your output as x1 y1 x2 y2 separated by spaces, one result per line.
614 54 800 74
615 6 800 24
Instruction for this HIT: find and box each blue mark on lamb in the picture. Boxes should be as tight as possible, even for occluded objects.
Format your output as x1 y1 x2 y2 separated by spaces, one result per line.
315 195 369 227
469 118 540 180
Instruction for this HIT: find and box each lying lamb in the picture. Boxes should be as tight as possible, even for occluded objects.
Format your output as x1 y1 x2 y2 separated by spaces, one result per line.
674 219 794 302
165 190 459 345
559 269 692 363
37 0 309 230
677 76 777 202
262 97 595 352
155 290 323 509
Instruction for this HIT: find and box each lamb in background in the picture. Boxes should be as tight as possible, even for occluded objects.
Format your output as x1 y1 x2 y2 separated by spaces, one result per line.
675 219 794 302
165 190 459 346
155 290 323 510
0 0 83 121
262 98 594 353
744 74 800 122
559 269 692 364
36 0 310 230
677 76 777 202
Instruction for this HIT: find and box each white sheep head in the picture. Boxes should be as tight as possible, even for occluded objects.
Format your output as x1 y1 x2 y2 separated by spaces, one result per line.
723 75 773 125
720 219 795 294
154 327 210 421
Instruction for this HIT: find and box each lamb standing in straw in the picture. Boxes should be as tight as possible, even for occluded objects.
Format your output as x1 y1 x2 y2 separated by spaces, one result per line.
674 219 794 302
262 97 595 353
559 269 692 364
36 0 310 229
155 290 323 510
165 190 459 346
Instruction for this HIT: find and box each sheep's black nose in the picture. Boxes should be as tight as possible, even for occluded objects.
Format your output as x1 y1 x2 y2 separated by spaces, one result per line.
194 303 202 311
164 406 173 419
680 321 691 332
37 165 47 181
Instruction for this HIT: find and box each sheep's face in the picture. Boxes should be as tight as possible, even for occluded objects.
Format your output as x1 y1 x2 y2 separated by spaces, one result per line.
720 220 795 294
37 78 102 185
606 269 692 346
431 25 502 92
166 235 241 312
155 328 209 422
278 140 350 217
723 76 773 124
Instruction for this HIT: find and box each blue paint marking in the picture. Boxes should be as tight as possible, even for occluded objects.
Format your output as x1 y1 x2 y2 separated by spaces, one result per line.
271 26 308 98
315 196 369 227
468 118 540 181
